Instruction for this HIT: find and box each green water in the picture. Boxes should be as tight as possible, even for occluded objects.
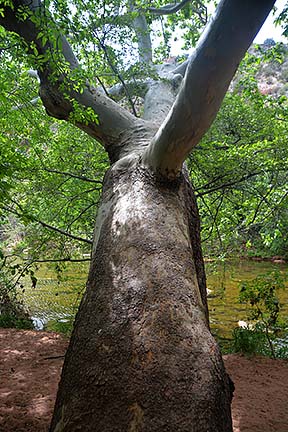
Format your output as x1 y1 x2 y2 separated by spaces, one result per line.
21 260 288 340
205 260 288 341
21 262 88 331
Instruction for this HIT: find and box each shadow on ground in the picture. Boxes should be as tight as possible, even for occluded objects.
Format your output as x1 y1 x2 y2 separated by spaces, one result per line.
1 328 288 432
0 329 67 432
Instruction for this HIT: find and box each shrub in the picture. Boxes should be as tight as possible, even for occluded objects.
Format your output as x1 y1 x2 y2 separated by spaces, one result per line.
234 272 287 358
232 324 268 356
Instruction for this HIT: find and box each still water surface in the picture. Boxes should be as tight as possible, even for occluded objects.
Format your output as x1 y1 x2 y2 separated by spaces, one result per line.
21 260 287 341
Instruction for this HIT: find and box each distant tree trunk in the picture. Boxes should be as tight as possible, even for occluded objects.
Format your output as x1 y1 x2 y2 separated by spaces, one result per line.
50 152 233 432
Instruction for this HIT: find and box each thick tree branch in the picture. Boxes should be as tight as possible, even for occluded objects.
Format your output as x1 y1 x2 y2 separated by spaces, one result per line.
142 0 276 178
128 1 153 63
0 0 139 151
147 0 207 25
148 0 191 15
143 80 177 124
172 58 191 77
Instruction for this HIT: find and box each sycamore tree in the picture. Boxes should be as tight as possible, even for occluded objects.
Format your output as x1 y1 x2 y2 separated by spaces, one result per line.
0 0 277 431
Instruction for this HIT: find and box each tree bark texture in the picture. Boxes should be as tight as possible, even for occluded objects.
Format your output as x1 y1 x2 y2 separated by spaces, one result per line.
50 154 233 432
0 1 277 430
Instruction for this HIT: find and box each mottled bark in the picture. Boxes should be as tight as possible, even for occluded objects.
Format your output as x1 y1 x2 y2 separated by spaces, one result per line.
0 1 276 431
50 154 233 432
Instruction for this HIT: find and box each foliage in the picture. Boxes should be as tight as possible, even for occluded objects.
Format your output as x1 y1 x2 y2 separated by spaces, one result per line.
276 3 288 38
0 45 108 259
189 50 288 258
1 2 286 266
44 317 74 335
232 324 288 359
0 253 34 329
237 271 287 358
0 312 33 329
232 324 269 357
0 1 287 333
239 271 285 324
151 0 209 59
0 1 212 305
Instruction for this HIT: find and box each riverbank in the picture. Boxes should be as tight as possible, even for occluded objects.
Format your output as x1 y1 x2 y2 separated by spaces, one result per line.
204 255 287 264
1 328 288 431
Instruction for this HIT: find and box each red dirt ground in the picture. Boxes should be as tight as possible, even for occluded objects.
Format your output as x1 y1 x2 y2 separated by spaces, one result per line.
0 328 287 432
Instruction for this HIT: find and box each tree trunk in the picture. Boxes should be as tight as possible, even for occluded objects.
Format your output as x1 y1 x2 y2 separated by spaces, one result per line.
50 153 233 432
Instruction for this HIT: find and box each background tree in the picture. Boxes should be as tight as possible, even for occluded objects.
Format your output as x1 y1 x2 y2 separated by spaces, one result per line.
190 53 288 258
0 1 278 431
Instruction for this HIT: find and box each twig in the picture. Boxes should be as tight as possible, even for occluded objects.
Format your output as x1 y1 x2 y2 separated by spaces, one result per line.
2 203 92 245
42 168 103 184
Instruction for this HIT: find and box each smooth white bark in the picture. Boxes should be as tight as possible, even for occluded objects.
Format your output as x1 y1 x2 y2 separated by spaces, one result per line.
128 1 153 63
142 0 276 178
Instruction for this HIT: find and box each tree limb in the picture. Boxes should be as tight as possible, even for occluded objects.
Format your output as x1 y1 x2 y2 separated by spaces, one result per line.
98 39 138 116
128 0 153 63
147 1 207 24
25 258 90 263
2 204 92 245
142 0 276 179
199 193 222 243
196 171 263 197
249 183 275 225
28 215 93 245
147 0 192 16
66 202 98 230
42 168 103 184
0 0 138 151
260 190 288 222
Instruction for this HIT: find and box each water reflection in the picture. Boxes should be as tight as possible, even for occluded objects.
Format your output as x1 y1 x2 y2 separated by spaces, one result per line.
21 260 287 339
206 260 288 342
